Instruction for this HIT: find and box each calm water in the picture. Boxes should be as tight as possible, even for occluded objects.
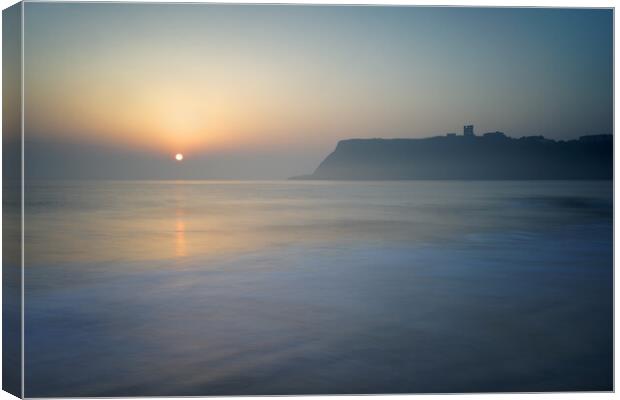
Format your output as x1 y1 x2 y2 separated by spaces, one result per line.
24 180 612 396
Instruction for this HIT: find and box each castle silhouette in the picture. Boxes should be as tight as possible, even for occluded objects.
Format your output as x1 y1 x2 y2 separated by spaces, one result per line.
293 124 612 180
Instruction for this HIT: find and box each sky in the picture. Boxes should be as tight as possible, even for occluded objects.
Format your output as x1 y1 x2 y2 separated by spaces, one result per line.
22 4 613 179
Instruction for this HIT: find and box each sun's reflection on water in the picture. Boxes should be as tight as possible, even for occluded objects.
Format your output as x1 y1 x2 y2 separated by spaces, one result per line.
174 185 188 258
175 218 187 258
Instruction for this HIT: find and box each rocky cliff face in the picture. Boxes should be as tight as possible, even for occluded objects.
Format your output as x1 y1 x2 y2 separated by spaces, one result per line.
295 134 612 180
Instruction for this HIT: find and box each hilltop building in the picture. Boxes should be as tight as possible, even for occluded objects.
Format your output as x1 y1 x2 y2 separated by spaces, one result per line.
464 125 475 137
483 131 506 139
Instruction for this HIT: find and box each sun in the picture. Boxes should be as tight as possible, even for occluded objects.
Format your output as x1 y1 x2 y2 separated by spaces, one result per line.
175 153 184 161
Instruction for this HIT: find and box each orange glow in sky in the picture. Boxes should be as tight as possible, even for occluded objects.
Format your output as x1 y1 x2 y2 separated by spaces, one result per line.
22 3 613 162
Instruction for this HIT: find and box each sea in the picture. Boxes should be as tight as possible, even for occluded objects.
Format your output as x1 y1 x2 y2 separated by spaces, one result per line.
22 180 613 396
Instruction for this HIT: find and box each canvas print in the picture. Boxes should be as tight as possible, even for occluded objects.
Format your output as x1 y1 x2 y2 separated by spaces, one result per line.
2 2 614 397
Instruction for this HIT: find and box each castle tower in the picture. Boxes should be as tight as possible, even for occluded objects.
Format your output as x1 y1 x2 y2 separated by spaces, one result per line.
464 125 475 137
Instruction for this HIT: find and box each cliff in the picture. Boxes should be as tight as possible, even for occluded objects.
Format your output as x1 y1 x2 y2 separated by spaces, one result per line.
294 134 612 180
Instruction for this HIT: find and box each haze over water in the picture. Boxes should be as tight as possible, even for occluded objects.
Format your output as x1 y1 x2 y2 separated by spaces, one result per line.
24 180 612 396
